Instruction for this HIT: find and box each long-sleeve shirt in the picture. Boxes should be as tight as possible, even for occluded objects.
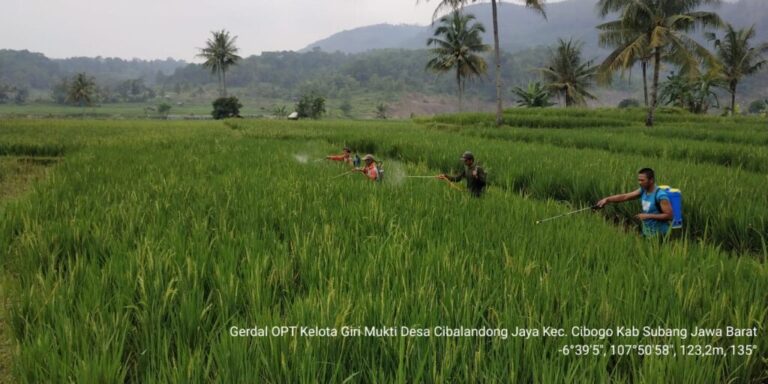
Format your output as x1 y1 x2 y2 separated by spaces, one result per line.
327 153 351 163
362 162 379 181
447 164 486 196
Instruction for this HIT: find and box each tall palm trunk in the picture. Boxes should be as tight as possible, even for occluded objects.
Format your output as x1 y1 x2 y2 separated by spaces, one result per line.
456 69 463 112
222 69 228 97
217 70 223 98
641 60 649 107
646 48 661 127
491 0 503 126
730 80 737 115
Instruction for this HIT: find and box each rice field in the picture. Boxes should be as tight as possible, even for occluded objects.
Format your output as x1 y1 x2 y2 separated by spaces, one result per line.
0 111 766 382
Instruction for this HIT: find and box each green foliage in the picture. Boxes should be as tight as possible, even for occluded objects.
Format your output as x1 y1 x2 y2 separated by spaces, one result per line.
472 126 768 173
426 11 489 110
271 105 289 118
539 39 597 107
66 73 97 108
707 23 768 114
747 99 767 114
197 30 242 97
429 108 634 128
597 0 723 125
511 82 554 108
0 84 28 105
160 47 548 101
617 98 640 109
0 85 9 104
211 96 242 120
156 102 172 117
114 79 156 103
295 93 326 119
339 99 353 117
14 87 29 105
375 103 389 119
660 70 722 114
0 117 766 382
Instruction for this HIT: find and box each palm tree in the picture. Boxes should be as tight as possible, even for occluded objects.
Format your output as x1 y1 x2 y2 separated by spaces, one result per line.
197 30 242 97
426 11 490 112
597 0 722 126
597 29 653 107
539 39 598 107
419 0 547 124
706 23 768 115
67 73 96 116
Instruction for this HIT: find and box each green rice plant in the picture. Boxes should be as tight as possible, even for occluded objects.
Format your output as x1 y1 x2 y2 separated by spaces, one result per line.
0 117 766 382
465 127 768 173
245 121 766 254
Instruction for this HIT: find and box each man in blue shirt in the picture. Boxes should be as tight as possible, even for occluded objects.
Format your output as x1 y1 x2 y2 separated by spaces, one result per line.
595 168 673 237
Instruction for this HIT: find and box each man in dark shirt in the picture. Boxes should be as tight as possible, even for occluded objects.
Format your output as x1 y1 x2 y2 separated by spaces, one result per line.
438 151 487 197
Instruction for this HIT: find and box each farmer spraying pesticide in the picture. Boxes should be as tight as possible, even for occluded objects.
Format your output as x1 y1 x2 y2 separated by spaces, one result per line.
595 168 681 237
326 146 360 167
355 154 383 182
437 151 487 197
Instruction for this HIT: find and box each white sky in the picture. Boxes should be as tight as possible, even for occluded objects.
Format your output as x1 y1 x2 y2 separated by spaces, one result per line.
0 0 577 62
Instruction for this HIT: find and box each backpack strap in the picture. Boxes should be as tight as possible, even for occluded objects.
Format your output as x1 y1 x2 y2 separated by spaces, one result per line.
655 187 673 224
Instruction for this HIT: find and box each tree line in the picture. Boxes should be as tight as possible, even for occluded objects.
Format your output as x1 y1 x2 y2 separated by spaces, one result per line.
421 0 767 126
9 0 766 122
189 0 767 122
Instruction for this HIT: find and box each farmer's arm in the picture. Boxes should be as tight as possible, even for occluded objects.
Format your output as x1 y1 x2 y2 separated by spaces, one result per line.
447 170 464 182
596 189 641 208
437 170 464 182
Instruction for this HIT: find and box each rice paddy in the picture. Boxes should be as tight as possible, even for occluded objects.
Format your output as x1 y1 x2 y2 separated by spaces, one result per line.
0 110 766 382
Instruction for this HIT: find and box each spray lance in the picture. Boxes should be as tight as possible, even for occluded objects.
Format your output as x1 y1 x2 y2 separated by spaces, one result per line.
406 175 462 191
535 205 601 225
331 169 358 179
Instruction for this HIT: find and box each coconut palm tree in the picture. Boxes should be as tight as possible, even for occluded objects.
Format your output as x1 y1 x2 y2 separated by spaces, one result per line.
539 39 598 107
426 11 490 112
197 30 242 97
420 0 547 124
597 0 722 126
597 27 653 107
66 73 96 116
706 23 768 115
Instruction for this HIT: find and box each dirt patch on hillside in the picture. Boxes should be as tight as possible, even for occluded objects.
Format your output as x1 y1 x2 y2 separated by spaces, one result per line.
388 93 497 118
385 90 640 117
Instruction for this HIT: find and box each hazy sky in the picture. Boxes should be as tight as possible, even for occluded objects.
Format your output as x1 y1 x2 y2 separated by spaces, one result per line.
1 0 575 62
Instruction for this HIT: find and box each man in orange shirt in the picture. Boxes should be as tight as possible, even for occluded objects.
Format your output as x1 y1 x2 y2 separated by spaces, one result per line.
326 147 352 165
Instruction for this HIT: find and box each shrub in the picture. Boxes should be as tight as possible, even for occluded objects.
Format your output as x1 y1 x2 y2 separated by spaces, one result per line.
747 99 766 114
211 97 243 120
618 98 640 109
296 93 326 119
